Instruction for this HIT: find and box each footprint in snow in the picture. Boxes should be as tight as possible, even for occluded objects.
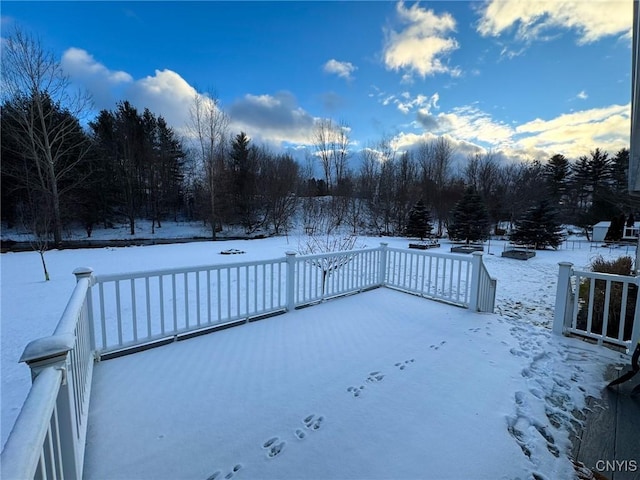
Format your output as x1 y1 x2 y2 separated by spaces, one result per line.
430 341 446 350
521 368 533 378
395 359 415 370
347 386 365 397
207 465 242 480
366 371 385 383
532 423 559 457
224 465 243 479
263 437 285 458
295 428 306 440
303 414 324 430
509 348 529 358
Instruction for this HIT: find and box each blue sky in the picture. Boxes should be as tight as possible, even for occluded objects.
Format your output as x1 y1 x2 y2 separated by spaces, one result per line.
1 1 633 164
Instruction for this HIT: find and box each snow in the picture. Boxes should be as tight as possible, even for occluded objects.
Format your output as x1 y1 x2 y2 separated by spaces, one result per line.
1 226 633 479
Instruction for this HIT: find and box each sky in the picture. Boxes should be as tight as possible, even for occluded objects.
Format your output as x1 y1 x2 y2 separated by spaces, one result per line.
0 1 634 166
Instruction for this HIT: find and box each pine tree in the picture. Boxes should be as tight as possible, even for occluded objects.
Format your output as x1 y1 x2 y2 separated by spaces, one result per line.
447 187 490 244
510 200 564 249
229 132 259 232
605 215 621 242
405 199 432 240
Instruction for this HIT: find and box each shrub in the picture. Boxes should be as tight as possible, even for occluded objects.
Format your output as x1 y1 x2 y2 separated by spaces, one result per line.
576 256 637 341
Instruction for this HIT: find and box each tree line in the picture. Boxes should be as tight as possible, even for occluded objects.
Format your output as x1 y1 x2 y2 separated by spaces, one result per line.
1 29 638 247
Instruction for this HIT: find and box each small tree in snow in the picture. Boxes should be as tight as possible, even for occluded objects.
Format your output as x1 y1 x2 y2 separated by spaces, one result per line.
447 187 490 244
18 198 51 281
510 200 564 249
405 199 432 240
297 226 365 295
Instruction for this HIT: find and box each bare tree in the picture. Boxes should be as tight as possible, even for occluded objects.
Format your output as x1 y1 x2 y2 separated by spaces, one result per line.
332 120 351 189
311 119 351 192
313 118 333 190
188 93 228 239
430 137 455 235
1 28 92 246
261 153 299 235
16 176 52 281
370 136 398 235
358 146 381 201
297 227 364 295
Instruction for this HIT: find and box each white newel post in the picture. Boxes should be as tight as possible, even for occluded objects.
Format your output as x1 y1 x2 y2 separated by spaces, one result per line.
469 252 483 312
379 242 388 287
73 267 95 351
553 262 574 336
285 251 297 312
20 335 81 480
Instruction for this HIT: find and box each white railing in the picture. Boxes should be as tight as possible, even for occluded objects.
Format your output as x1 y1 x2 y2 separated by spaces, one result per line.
553 262 640 351
476 258 498 314
293 247 382 306
90 245 495 356
1 244 496 478
91 258 288 355
1 268 95 480
385 248 471 306
385 249 496 312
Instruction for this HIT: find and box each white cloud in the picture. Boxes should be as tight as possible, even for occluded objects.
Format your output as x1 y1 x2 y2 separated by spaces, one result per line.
323 59 357 81
477 0 632 45
62 48 132 84
228 91 317 146
383 1 460 79
378 91 440 115
397 93 439 114
403 101 629 163
61 48 132 108
440 106 515 144
412 104 515 145
514 103 630 158
61 47 202 133
127 69 199 131
576 90 588 100
60 47 322 148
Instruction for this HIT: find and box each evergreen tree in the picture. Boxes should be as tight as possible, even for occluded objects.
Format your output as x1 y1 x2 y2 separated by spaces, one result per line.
543 154 570 221
229 132 259 232
510 200 564 249
405 199 432 240
447 187 490 244
616 213 627 239
605 215 622 242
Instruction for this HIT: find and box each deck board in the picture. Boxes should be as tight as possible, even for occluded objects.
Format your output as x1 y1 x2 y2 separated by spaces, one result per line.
573 365 640 480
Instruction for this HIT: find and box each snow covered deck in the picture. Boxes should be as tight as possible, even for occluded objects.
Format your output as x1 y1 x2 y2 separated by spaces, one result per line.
82 289 532 480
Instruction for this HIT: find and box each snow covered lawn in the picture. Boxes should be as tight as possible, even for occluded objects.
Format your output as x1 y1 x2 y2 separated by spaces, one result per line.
1 235 630 478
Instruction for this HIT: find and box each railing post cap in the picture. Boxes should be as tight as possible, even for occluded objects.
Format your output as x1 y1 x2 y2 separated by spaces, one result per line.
471 251 483 256
285 251 297 256
558 261 573 267
380 242 388 247
73 267 94 276
19 333 75 365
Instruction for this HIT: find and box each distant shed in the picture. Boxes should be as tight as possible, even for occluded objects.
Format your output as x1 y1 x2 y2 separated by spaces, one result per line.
591 221 640 243
592 221 610 243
